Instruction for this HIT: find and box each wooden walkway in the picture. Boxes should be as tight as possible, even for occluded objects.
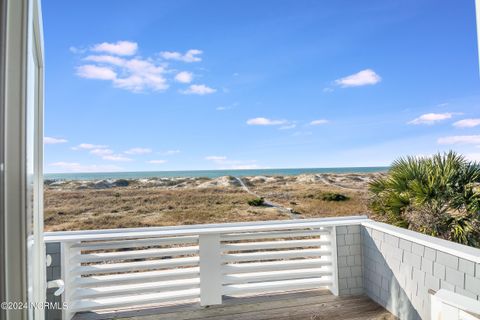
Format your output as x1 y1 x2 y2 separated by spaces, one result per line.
74 289 396 320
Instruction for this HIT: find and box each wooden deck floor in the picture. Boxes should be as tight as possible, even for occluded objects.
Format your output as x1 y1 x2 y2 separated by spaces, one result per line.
74 289 396 320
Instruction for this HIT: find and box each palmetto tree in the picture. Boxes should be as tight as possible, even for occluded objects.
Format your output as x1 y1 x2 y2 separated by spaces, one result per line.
369 151 480 247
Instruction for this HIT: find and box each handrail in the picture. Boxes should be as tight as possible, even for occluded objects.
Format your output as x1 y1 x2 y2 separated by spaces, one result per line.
44 215 369 242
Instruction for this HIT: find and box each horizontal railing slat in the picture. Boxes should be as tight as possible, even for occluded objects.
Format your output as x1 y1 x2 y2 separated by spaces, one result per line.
72 236 198 250
222 258 332 273
223 249 331 262
71 288 201 312
221 239 329 251
223 278 332 295
223 268 331 284
222 229 330 241
76 246 199 263
73 278 200 299
72 256 199 275
75 267 200 287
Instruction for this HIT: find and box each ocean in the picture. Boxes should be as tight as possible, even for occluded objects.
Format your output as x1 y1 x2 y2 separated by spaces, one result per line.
44 166 389 181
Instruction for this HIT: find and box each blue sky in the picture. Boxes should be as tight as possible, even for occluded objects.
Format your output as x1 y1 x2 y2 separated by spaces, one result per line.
43 0 480 173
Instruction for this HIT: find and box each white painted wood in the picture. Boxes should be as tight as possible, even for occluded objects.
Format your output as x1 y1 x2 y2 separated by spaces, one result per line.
199 233 222 306
2 0 45 319
76 267 200 287
222 239 329 251
71 235 198 250
223 268 331 284
51 217 366 317
76 246 199 263
44 218 367 242
72 278 200 299
72 256 199 275
223 248 331 262
46 216 368 238
223 278 332 295
62 242 80 320
71 288 201 312
222 258 332 273
329 226 339 296
222 229 331 241
431 289 480 319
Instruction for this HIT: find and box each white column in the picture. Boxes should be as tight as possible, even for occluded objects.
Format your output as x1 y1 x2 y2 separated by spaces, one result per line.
329 226 339 296
61 242 79 320
199 233 222 306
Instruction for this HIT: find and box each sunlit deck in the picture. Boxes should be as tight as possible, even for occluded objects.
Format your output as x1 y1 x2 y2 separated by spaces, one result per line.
73 289 395 320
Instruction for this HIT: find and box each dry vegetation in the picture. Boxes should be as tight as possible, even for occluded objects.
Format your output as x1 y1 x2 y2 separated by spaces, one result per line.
44 173 383 231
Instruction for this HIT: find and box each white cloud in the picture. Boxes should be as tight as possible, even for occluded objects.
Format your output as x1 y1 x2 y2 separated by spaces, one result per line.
335 69 381 87
437 135 480 145
246 117 287 126
90 148 114 156
75 44 215 94
72 143 108 150
181 84 216 95
205 156 227 162
174 71 193 83
114 59 168 92
408 113 455 125
48 162 123 173
44 137 68 144
84 55 125 66
76 65 117 80
160 49 202 62
102 154 133 162
124 147 152 155
161 150 180 156
78 56 168 92
92 41 138 56
309 119 329 126
453 118 480 128
147 160 167 164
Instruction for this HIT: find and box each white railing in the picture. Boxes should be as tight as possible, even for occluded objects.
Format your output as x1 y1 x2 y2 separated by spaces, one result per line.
431 289 480 320
44 216 368 319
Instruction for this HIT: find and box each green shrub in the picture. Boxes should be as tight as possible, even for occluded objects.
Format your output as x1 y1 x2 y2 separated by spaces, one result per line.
321 192 349 201
369 151 480 247
248 197 265 206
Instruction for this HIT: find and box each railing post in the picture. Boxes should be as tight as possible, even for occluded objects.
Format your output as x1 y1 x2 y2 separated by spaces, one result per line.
61 241 80 320
329 226 339 296
199 233 222 306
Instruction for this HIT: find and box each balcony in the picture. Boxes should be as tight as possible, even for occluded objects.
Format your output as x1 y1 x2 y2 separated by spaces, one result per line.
43 216 480 320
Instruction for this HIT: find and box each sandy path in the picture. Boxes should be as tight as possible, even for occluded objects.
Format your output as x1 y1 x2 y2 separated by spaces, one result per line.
233 177 300 220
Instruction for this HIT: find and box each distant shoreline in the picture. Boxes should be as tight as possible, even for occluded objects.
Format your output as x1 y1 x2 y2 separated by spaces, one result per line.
44 166 389 181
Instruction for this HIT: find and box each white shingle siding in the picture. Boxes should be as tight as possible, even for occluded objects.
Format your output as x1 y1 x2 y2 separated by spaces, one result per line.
359 224 480 320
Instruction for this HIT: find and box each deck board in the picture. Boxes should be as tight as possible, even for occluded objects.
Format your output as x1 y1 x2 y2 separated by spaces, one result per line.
73 289 396 320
